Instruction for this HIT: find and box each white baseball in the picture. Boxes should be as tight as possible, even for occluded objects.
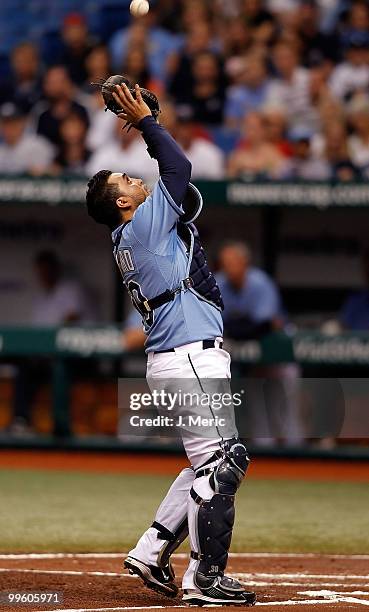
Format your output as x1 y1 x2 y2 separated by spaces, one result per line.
130 0 149 17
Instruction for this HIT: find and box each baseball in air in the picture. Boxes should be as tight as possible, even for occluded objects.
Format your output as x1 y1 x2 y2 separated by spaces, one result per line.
130 0 149 17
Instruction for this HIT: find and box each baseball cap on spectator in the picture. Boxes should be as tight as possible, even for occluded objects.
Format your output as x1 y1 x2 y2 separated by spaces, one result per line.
63 12 86 27
0 102 25 121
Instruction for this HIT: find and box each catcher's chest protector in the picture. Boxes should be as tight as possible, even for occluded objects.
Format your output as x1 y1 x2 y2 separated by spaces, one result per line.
178 222 224 311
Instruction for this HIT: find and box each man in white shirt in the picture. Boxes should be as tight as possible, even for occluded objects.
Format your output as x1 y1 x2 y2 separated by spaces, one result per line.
265 42 318 132
0 102 54 174
329 35 369 101
86 120 159 183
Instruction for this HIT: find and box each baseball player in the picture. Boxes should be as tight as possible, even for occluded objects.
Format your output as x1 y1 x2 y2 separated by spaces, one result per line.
86 81 256 607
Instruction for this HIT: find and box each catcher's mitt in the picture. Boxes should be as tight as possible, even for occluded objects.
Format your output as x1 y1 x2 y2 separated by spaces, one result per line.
92 74 160 129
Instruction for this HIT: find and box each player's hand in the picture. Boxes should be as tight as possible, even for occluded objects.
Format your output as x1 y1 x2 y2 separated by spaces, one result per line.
113 83 152 128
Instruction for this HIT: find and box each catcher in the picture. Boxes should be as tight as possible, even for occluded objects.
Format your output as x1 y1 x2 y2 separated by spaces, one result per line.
86 76 256 607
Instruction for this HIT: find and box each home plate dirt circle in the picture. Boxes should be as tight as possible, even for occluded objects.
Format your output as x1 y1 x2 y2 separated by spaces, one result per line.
0 553 369 611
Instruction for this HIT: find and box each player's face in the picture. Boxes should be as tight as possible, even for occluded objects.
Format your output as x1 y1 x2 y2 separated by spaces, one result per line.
109 172 150 212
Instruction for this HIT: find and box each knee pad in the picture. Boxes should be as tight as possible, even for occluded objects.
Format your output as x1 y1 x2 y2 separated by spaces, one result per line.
210 439 250 495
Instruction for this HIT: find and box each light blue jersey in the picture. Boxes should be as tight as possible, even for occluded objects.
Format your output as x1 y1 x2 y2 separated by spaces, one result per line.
112 179 223 353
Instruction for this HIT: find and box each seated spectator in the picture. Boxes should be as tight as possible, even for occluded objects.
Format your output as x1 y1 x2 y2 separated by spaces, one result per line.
0 102 53 175
340 0 369 49
59 13 98 85
173 51 226 125
266 41 316 131
242 0 276 46
168 21 217 99
222 19 253 74
109 9 182 84
33 66 89 147
329 33 369 101
263 104 293 157
228 111 287 178
1 42 42 112
86 120 158 182
285 127 331 180
295 0 340 67
225 53 270 128
341 246 369 331
348 95 369 178
323 119 361 179
50 113 91 175
217 241 284 339
122 48 160 94
82 44 112 95
174 117 225 179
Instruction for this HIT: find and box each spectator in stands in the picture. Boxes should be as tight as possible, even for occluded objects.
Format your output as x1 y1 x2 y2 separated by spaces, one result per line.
0 102 53 175
34 65 89 147
82 44 112 95
266 42 316 131
168 21 216 100
348 95 369 178
225 53 270 128
50 113 91 175
285 128 331 180
228 111 287 178
217 241 302 446
9 251 94 435
340 245 369 331
1 42 42 112
60 13 98 85
222 19 253 76
173 51 226 125
86 120 158 182
263 105 293 157
173 116 225 179
323 119 362 180
109 9 182 84
340 0 369 48
122 48 159 93
217 241 284 339
329 33 369 101
295 0 340 67
241 0 276 46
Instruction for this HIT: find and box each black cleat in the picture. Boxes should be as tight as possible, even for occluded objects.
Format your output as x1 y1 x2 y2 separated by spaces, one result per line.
124 555 179 598
183 575 256 607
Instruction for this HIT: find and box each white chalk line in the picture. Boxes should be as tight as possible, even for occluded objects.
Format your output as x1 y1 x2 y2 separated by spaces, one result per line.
2 568 369 589
1 551 369 560
233 571 369 580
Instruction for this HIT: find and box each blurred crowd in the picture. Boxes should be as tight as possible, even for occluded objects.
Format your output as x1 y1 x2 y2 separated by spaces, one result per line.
0 0 369 181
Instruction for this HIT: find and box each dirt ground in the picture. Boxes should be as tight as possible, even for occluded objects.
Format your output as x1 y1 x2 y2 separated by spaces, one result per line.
1 452 369 610
0 552 369 611
1 450 369 482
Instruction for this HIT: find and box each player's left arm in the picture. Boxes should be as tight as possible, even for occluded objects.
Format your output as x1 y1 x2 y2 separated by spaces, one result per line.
113 83 191 206
113 84 191 248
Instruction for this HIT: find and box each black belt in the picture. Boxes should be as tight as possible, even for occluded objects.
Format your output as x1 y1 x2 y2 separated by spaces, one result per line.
155 339 223 355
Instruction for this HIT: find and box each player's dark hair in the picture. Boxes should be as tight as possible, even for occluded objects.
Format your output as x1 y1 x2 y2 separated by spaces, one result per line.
86 169 122 229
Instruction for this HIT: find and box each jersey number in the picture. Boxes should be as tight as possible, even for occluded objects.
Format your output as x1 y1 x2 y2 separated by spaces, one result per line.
127 280 154 328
